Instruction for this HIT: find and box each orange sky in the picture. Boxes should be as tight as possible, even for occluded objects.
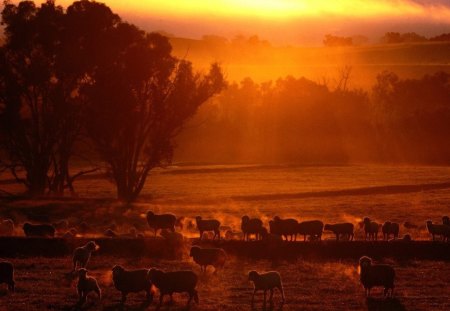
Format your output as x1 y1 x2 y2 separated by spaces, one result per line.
20 1 450 44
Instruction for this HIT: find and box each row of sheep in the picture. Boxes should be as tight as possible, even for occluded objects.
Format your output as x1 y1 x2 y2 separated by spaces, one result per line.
0 239 396 308
1 213 449 242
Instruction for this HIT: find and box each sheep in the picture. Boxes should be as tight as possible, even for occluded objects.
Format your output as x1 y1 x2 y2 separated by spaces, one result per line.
269 216 298 241
189 246 227 273
112 265 152 304
72 241 99 272
22 222 55 237
147 268 199 307
195 216 221 240
224 230 243 240
260 227 283 243
443 216 450 226
426 220 450 241
389 234 412 243
0 261 15 293
324 223 354 241
160 229 184 243
363 217 380 241
248 271 285 307
241 216 264 241
146 211 176 236
382 221 400 240
359 256 395 297
297 220 324 241
0 219 15 236
76 268 101 305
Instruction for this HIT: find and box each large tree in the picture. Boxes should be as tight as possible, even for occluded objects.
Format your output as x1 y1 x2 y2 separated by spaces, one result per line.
0 0 120 196
84 23 225 201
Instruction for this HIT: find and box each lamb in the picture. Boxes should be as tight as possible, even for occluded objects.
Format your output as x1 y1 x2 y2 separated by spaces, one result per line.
22 222 55 237
359 256 395 297
324 223 354 241
0 219 15 236
72 241 99 271
146 211 177 236
0 261 15 292
297 220 323 241
76 268 101 305
112 265 152 304
195 216 221 240
147 268 199 307
241 216 264 241
426 220 450 241
248 271 285 307
189 246 227 273
269 216 298 241
382 221 400 240
363 217 380 241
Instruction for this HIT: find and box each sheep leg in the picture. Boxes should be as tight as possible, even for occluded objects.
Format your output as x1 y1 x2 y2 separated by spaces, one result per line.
146 289 153 302
350 233 354 241
269 289 273 302
95 288 101 300
251 289 257 306
263 290 267 308
199 230 203 240
278 285 285 302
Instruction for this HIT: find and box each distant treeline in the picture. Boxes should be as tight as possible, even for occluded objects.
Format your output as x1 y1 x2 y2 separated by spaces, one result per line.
323 32 450 47
176 71 450 165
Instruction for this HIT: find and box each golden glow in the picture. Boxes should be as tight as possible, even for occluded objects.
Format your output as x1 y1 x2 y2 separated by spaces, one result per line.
98 0 450 21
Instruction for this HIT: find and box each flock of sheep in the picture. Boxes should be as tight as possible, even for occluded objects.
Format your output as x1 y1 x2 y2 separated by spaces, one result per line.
0 211 448 308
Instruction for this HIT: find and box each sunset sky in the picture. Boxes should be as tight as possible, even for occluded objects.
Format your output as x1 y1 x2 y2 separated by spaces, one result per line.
22 0 450 44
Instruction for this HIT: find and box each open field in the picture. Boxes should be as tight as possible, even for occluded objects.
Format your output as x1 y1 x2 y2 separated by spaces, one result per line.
1 165 450 310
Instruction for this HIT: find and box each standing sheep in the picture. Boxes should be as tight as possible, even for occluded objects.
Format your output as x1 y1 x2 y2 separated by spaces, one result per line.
112 265 153 304
22 223 55 237
297 220 324 241
195 216 221 240
72 241 99 272
189 246 227 273
359 256 395 297
146 211 176 236
241 216 264 241
0 261 15 293
76 268 101 306
324 223 354 241
147 268 199 308
269 217 298 241
426 220 450 241
363 217 380 241
248 271 285 307
382 221 400 240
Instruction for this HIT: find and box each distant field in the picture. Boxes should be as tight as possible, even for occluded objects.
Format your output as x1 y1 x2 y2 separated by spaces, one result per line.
169 39 450 88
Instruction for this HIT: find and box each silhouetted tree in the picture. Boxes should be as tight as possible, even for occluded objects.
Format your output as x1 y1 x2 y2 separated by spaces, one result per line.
323 34 353 47
0 0 119 196
83 24 225 201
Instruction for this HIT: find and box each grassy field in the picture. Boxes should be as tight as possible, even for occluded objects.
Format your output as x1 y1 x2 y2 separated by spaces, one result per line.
0 256 448 311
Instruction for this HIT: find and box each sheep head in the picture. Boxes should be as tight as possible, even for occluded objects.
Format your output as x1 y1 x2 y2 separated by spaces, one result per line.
273 216 281 221
86 241 99 251
146 211 155 218
241 216 250 223
77 268 88 279
359 256 372 270
112 265 124 277
363 217 370 224
248 270 259 281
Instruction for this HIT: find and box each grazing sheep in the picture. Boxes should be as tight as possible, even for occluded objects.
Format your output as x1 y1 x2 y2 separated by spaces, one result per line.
297 220 324 241
104 229 117 238
248 271 285 307
146 211 176 236
195 216 221 240
72 241 99 271
443 216 450 226
22 222 55 237
363 217 380 241
190 246 227 273
324 223 354 241
0 219 15 236
0 261 15 292
76 268 101 305
426 220 450 241
269 217 298 241
147 268 199 307
224 230 243 240
359 256 395 297
112 265 152 304
382 221 400 240
241 216 264 241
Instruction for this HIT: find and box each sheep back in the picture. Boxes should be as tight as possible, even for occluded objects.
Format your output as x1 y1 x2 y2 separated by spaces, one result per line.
112 266 151 293
146 212 176 231
297 220 324 237
148 269 197 294
22 223 55 237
